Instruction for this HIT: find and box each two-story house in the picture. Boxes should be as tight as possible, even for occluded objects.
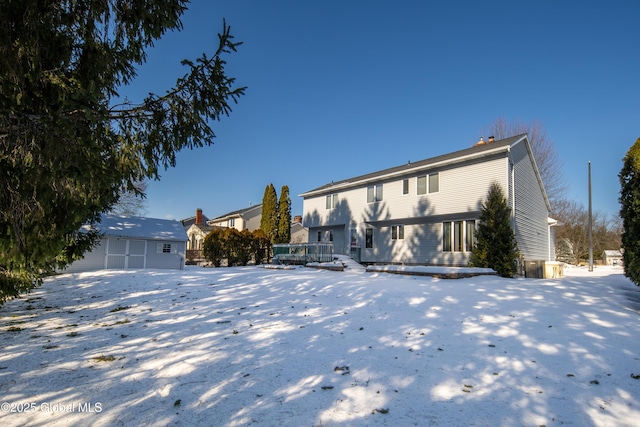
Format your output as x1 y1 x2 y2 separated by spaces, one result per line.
300 134 555 266
207 204 263 232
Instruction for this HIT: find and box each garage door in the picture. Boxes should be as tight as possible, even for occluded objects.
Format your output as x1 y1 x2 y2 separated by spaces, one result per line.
106 239 147 269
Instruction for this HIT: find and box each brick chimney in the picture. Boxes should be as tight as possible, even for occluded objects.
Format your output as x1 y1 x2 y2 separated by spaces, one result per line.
488 135 495 143
196 208 203 225
293 215 302 224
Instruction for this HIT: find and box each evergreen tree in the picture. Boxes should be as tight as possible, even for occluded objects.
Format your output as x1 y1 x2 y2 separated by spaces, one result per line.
0 1 245 302
276 185 292 244
260 184 279 243
469 182 520 277
619 137 640 286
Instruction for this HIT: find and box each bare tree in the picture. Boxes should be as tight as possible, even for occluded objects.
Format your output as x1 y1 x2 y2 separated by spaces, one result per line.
554 198 621 264
483 117 568 213
110 180 149 217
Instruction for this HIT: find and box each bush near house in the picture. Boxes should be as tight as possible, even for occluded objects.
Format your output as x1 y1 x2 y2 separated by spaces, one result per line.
203 228 271 267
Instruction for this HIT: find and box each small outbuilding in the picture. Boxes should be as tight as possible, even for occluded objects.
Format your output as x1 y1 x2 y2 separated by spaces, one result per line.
65 215 188 273
602 250 623 266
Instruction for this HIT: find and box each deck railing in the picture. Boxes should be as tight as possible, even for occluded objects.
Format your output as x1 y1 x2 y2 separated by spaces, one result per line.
272 242 334 264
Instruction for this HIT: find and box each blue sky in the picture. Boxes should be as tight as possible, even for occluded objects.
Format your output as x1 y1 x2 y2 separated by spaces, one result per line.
128 0 639 222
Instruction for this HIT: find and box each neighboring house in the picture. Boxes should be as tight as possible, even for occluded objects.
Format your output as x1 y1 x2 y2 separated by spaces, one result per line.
181 208 209 229
290 215 309 243
207 204 262 231
184 209 215 251
300 134 555 266
65 215 188 272
602 250 623 266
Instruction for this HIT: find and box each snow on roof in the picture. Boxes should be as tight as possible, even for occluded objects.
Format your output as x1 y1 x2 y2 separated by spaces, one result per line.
603 250 623 257
89 214 188 241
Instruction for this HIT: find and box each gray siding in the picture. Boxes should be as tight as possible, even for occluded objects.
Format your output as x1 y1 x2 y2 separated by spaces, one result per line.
65 238 185 272
65 239 108 273
302 136 552 265
146 241 186 269
303 155 509 265
511 140 550 260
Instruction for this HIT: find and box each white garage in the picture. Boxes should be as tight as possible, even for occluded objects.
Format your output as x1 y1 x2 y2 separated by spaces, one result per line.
65 215 188 272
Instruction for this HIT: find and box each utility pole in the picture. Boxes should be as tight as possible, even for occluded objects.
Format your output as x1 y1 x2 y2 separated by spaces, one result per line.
588 161 593 272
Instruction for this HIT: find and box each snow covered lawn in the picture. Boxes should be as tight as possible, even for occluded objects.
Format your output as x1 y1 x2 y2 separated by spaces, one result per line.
1 263 639 426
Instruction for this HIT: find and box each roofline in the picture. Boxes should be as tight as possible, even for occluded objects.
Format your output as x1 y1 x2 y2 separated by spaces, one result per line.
209 204 263 222
299 135 525 198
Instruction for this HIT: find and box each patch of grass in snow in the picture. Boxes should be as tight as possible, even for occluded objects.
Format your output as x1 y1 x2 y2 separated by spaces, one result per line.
91 355 116 362
109 305 130 312
6 326 23 332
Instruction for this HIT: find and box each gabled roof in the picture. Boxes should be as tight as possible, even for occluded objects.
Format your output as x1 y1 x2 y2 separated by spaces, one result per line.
300 135 526 197
181 214 209 226
209 204 262 223
603 250 623 257
188 223 216 234
85 215 188 241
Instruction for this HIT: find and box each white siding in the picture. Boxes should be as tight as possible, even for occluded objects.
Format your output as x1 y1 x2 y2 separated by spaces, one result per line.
511 140 551 261
303 155 510 264
302 138 550 265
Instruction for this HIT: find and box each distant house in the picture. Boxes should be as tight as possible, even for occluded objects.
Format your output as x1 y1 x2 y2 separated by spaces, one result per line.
65 215 188 272
290 215 309 243
602 250 623 266
208 204 262 231
300 134 556 267
184 209 215 252
181 208 209 229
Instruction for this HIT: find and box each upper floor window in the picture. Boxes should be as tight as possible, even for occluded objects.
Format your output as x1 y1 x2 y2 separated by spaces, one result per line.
367 184 383 203
402 179 409 195
417 173 439 195
417 176 427 195
429 172 440 193
228 218 235 227
326 194 338 209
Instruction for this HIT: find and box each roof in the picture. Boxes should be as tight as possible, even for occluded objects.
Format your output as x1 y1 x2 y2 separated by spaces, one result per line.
209 204 262 222
181 214 209 226
300 134 527 197
187 223 216 235
86 215 188 241
603 250 623 257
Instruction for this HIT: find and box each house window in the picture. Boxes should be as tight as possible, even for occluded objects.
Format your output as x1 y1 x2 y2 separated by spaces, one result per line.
402 179 409 195
367 184 383 203
443 220 475 252
317 231 322 242
429 173 440 193
228 218 235 227
465 220 476 251
443 222 452 252
350 228 358 247
391 225 404 240
417 176 427 195
326 194 337 209
329 230 333 242
365 228 373 249
454 221 463 252
418 173 439 195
